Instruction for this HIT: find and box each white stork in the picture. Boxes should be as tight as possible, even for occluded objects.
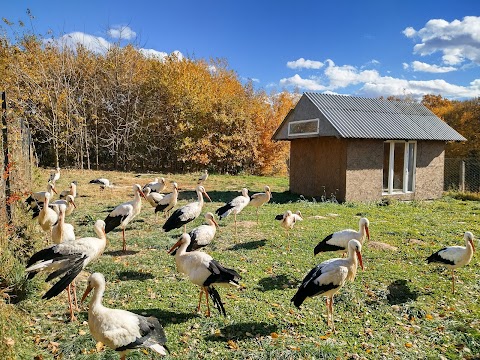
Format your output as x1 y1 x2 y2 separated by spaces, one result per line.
25 182 57 210
275 210 303 239
52 204 75 244
104 184 147 252
143 177 166 193
314 217 370 256
249 185 272 223
215 188 250 235
154 182 179 217
51 203 77 316
143 187 165 208
197 170 208 184
162 185 211 233
89 178 113 190
25 219 107 321
51 194 76 217
427 231 476 294
59 181 77 199
168 233 241 316
37 192 59 233
169 212 219 256
291 239 364 331
48 167 61 184
81 273 168 359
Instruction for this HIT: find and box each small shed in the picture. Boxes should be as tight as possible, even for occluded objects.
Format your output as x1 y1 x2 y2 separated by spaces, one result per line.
272 93 466 202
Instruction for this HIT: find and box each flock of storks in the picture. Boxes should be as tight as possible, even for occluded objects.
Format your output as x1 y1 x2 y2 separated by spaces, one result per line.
22 167 476 359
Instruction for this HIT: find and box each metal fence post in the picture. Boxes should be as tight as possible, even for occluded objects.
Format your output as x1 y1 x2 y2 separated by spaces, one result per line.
459 160 465 192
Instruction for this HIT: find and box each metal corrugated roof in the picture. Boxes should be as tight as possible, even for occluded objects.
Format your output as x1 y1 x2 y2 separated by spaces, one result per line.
304 93 466 141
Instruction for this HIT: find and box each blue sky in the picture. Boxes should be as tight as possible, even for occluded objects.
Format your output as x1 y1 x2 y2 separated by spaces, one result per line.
3 0 480 100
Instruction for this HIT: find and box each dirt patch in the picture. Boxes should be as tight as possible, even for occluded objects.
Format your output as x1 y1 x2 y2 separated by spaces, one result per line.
368 241 398 251
239 221 258 228
406 238 426 246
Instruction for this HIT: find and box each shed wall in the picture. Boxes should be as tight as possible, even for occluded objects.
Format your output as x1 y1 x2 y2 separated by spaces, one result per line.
290 137 346 200
345 140 384 202
414 141 445 199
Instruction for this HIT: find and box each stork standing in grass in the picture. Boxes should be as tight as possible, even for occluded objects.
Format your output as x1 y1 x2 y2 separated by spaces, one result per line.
314 217 370 256
426 231 476 294
143 177 166 193
143 187 165 208
154 182 179 218
275 210 303 245
82 273 168 359
215 188 250 235
25 219 107 321
168 233 241 316
25 182 57 210
104 184 147 252
51 194 76 216
169 212 219 256
163 185 211 233
37 192 59 235
49 167 61 184
248 185 272 223
197 170 208 184
59 182 77 199
89 178 112 190
291 239 364 332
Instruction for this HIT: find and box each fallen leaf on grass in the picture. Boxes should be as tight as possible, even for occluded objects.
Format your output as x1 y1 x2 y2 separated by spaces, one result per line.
288 345 300 351
425 314 434 320
227 340 238 350
405 342 413 348
96 342 104 352
5 337 14 347
271 332 279 339
78 330 86 336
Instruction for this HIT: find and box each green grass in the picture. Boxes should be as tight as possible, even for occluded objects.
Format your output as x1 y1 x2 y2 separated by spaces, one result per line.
5 169 480 359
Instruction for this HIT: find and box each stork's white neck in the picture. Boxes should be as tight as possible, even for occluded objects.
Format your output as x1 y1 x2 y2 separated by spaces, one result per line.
196 190 204 206
89 283 106 312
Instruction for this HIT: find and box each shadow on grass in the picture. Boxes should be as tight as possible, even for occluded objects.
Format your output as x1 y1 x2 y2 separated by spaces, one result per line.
176 189 302 204
129 308 199 325
204 321 278 342
104 250 139 256
117 271 154 281
229 239 267 251
257 274 296 291
387 279 419 304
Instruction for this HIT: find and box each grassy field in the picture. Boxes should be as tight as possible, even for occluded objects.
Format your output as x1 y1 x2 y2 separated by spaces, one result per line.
3 169 480 359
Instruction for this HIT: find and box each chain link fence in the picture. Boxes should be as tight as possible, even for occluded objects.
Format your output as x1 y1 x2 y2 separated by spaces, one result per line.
444 158 480 192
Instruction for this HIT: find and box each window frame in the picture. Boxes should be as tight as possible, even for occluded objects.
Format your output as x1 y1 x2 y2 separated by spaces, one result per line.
382 140 417 195
287 118 320 137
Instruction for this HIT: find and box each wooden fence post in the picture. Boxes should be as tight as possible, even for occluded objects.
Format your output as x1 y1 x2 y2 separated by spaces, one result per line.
459 160 465 192
2 91 12 224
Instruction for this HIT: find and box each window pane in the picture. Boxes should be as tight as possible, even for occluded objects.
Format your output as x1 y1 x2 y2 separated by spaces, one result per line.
288 119 318 135
407 143 415 191
383 143 390 191
393 143 404 191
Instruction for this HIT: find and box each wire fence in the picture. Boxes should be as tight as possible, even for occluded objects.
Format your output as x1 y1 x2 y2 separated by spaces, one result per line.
0 91 35 228
444 158 480 192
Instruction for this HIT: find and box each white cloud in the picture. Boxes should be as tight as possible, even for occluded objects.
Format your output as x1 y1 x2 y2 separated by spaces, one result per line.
278 59 480 100
107 25 137 40
44 31 183 62
411 61 456 73
279 74 326 91
404 16 480 65
139 48 168 60
287 58 324 70
402 62 409 69
44 32 111 54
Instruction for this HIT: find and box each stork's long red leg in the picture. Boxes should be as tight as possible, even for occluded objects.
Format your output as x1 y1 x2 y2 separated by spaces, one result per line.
197 288 204 313
122 228 126 252
66 287 76 321
71 281 78 310
330 296 335 332
204 287 211 317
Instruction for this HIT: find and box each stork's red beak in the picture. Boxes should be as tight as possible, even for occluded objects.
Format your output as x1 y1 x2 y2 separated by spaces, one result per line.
81 285 93 303
470 239 475 252
167 239 182 254
52 188 58 194
139 189 147 200
71 200 77 208
203 190 212 202
356 251 364 270
365 226 370 241
212 218 219 228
